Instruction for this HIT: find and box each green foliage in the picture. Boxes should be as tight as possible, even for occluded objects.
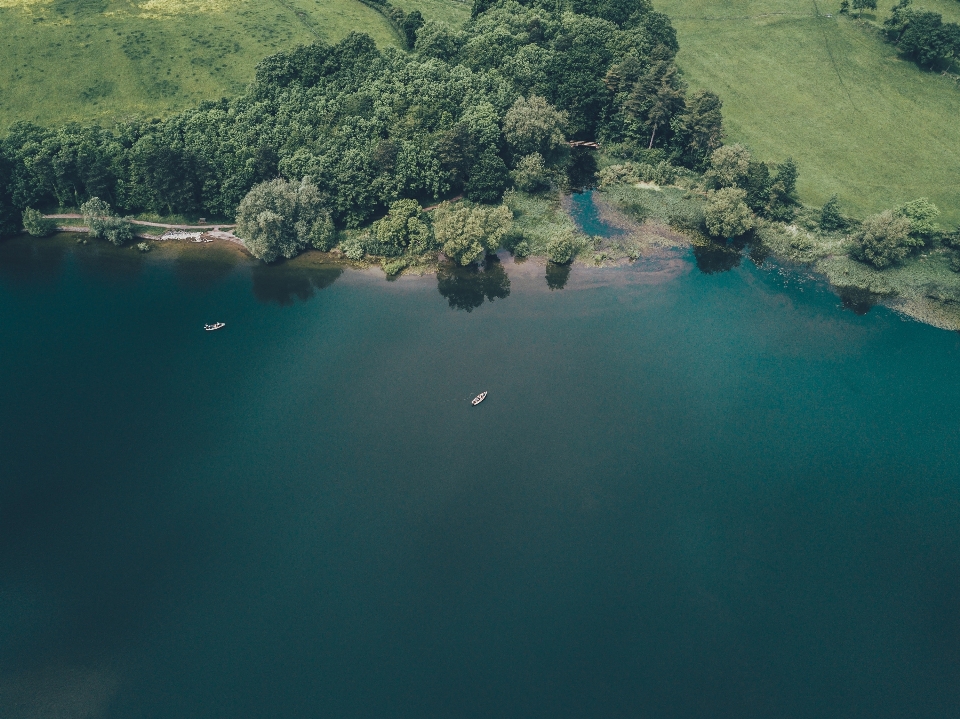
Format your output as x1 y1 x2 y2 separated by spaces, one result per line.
705 145 797 221
511 153 551 193
368 199 431 257
466 150 510 204
705 187 755 238
853 0 878 17
819 194 847 232
850 209 919 268
503 95 569 166
884 1 960 70
235 177 332 263
547 233 577 264
340 237 366 260
382 257 409 275
433 201 512 265
895 197 940 240
22 208 57 237
136 241 151 253
81 197 131 246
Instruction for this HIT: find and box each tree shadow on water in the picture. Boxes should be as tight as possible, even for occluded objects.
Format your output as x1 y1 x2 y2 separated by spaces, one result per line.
563 149 599 193
436 256 510 311
545 262 571 290
693 239 744 275
251 260 343 305
0 236 68 285
837 286 881 316
174 249 240 291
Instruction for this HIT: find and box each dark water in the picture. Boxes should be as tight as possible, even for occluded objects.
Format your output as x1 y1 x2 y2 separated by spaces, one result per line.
1 231 959 719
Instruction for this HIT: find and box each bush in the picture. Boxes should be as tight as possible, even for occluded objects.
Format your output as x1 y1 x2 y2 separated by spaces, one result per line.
340 237 365 260
511 153 551 193
382 257 408 276
850 210 919 268
547 233 576 264
819 194 846 232
235 177 333 262
895 197 940 240
433 201 512 265
368 199 431 257
705 187 755 238
512 239 530 258
22 208 57 237
136 241 151 252
81 197 133 246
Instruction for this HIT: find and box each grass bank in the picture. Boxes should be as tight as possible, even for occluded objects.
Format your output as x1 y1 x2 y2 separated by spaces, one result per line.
0 0 399 129
655 0 960 225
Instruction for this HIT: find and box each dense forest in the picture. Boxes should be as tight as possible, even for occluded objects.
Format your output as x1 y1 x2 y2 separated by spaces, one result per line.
0 0 725 261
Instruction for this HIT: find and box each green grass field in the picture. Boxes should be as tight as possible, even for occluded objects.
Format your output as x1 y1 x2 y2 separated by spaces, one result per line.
0 0 401 129
656 0 960 224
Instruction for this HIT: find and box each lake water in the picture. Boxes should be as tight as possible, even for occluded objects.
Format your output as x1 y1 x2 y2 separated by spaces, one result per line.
1 217 959 718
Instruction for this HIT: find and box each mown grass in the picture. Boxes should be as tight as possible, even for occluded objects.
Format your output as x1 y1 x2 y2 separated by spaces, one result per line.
656 0 960 225
0 0 400 129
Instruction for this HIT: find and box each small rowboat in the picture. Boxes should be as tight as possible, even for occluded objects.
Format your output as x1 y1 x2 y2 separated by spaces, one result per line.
471 391 487 406
204 322 225 331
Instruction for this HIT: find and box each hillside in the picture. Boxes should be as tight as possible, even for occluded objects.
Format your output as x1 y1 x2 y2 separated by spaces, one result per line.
656 0 960 224
0 0 400 129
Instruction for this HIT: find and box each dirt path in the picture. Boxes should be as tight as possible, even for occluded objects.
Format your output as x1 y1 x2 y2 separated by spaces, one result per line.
44 214 236 231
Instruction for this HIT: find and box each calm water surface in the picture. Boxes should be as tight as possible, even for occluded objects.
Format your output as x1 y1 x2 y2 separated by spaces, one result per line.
1 223 959 718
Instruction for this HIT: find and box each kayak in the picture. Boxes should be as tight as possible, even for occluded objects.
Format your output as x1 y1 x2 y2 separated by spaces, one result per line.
472 391 487 405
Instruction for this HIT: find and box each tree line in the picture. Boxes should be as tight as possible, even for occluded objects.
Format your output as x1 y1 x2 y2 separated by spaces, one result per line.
0 0 724 264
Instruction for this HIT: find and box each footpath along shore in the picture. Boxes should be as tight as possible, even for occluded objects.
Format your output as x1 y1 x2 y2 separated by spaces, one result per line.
43 214 246 247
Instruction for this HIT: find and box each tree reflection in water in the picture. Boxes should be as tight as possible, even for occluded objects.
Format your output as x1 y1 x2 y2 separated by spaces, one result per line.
174 248 240 291
838 286 881 316
251 260 343 305
565 148 598 193
693 240 743 274
545 261 571 290
0 236 68 285
436 256 510 311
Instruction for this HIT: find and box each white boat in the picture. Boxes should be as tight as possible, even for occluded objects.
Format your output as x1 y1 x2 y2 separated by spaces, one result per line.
471 391 487 406
204 322 225 331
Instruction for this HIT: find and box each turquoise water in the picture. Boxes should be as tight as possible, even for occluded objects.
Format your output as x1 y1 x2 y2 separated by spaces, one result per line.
1 228 959 718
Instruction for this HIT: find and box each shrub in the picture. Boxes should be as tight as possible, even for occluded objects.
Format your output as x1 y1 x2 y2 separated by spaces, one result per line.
547 233 576 264
433 201 512 265
382 257 408 276
22 208 57 237
511 153 551 193
705 187 755 238
81 198 133 246
340 237 365 260
895 197 940 240
850 210 919 268
512 239 530 258
368 199 430 256
136 241 151 252
819 194 846 231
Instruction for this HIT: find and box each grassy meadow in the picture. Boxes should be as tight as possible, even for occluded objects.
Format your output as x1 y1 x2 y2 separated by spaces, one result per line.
656 0 960 225
0 0 400 129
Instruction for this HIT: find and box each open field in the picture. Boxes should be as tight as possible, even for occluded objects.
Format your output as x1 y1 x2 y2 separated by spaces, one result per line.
656 0 960 225
392 0 471 26
0 0 400 129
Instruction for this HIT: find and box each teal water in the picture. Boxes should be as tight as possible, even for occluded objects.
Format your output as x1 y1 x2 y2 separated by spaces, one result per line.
1 227 959 718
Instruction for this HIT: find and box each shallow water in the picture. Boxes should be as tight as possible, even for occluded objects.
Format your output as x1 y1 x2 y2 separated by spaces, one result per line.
1 233 959 718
